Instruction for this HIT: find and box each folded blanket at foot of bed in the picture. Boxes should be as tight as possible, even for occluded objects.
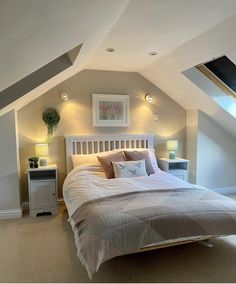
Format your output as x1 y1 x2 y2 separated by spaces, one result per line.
70 187 236 278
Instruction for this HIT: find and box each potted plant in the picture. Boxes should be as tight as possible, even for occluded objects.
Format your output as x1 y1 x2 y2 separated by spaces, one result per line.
42 108 60 142
28 157 39 168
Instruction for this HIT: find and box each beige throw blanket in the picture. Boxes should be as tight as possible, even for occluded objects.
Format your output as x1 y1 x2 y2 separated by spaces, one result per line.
70 187 236 278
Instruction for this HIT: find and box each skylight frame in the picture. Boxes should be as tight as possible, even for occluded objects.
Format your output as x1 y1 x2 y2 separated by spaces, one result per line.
195 55 236 101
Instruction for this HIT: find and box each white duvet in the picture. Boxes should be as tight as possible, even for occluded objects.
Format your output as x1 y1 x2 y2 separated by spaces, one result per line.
63 165 197 218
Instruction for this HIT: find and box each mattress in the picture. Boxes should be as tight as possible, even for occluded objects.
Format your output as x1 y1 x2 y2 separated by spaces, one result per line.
63 165 196 217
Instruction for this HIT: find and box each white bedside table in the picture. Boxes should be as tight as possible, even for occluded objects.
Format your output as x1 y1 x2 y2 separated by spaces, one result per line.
157 158 189 181
28 164 58 217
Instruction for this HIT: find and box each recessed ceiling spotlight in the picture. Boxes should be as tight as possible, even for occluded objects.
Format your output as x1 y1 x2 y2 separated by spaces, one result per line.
106 48 115 52
149 51 157 56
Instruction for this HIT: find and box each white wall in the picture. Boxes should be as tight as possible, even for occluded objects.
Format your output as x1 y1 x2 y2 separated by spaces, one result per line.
0 110 21 218
187 110 236 189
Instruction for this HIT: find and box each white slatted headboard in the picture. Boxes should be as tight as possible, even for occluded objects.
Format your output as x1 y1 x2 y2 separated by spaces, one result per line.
65 133 154 173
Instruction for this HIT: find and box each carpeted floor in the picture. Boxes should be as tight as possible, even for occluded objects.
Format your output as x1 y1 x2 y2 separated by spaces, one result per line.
1 204 236 283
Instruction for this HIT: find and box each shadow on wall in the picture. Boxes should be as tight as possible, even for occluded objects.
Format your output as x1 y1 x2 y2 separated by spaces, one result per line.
197 110 236 188
19 134 36 201
0 172 21 210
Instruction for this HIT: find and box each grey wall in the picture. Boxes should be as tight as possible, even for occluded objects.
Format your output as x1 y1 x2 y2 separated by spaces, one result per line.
197 111 236 188
187 110 236 188
0 110 21 210
18 70 187 201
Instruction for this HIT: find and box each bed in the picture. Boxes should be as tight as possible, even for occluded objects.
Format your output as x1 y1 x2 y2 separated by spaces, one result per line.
63 134 236 278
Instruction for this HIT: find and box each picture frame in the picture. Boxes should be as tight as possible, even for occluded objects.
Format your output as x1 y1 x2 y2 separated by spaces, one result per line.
92 94 129 127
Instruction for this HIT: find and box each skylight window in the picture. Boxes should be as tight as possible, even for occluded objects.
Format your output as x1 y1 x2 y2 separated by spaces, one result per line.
182 55 236 119
205 56 236 93
196 55 236 100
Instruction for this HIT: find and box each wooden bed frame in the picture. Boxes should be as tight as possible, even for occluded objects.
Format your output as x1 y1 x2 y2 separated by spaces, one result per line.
64 133 214 253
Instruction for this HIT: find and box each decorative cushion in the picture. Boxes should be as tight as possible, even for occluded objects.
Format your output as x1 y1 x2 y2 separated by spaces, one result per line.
97 152 125 179
112 160 148 178
119 148 160 173
123 150 155 175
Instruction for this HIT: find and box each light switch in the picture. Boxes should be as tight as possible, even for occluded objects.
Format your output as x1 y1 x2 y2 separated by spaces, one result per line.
153 113 159 121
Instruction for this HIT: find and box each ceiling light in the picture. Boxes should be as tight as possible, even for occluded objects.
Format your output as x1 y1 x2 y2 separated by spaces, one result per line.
149 51 157 56
60 92 69 101
145 94 153 103
106 48 115 52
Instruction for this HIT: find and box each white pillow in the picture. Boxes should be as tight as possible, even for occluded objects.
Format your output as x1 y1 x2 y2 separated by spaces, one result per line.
71 147 160 172
71 149 120 168
112 160 148 178
72 154 100 168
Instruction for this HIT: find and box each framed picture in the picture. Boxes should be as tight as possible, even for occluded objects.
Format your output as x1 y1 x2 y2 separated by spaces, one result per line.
92 94 129 127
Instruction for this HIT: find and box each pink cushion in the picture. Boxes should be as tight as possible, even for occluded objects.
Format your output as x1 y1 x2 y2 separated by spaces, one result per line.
123 150 155 175
97 152 125 179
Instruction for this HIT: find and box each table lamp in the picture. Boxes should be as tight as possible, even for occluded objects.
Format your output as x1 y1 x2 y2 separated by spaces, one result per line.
35 143 49 166
167 140 178 159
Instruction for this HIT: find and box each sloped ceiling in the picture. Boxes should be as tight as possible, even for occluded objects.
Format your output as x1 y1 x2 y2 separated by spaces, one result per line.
141 15 236 137
1 0 236 138
88 0 236 137
88 0 236 71
0 0 130 114
0 0 131 91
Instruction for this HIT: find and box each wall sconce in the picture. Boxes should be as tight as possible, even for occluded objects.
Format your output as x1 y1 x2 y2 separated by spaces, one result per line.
145 94 153 103
60 92 69 101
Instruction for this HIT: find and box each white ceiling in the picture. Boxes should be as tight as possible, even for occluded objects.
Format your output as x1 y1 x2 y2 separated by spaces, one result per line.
141 15 236 137
1 0 236 138
0 0 129 91
87 0 236 71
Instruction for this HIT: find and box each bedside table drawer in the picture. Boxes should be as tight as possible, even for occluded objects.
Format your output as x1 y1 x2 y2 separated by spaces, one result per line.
30 181 56 210
157 158 189 182
169 170 188 181
170 169 188 181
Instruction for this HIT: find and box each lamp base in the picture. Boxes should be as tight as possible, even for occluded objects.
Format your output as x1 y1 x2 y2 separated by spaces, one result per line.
39 157 47 167
169 151 176 159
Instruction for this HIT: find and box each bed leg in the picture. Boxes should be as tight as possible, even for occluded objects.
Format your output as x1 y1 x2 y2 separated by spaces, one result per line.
197 240 214 248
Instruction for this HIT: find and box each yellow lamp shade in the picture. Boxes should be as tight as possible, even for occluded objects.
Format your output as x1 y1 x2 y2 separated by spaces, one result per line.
167 140 178 151
35 143 49 157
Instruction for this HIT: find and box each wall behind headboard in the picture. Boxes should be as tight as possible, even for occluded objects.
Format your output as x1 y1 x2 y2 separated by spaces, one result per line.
18 70 186 200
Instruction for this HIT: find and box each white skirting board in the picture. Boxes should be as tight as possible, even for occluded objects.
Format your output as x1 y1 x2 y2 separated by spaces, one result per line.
0 207 22 220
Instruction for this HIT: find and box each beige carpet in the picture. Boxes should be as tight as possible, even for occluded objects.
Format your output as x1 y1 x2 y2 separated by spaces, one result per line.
1 205 236 283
